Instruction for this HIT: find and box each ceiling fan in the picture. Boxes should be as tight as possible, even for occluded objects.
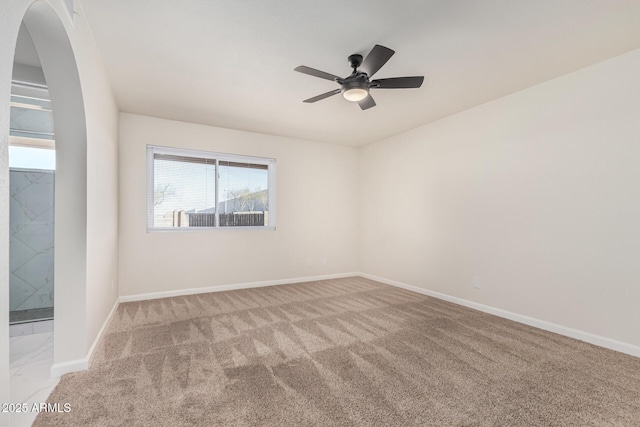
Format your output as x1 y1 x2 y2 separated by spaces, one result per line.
294 44 424 110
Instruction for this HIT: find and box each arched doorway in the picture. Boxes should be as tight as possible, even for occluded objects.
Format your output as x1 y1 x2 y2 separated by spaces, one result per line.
1 1 88 423
23 0 89 369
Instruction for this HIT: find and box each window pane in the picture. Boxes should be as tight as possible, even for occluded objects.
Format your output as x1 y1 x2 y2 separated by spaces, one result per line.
153 155 216 228
9 146 56 170
219 162 269 227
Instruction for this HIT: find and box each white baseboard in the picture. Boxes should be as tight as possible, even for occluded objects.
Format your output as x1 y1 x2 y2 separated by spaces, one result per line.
52 271 637 378
50 358 87 379
86 299 120 366
51 274 357 377
119 272 359 303
50 299 119 378
359 272 640 359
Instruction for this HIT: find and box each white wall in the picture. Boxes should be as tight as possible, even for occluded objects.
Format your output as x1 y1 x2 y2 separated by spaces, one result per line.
0 0 23 416
73 1 120 361
359 48 640 349
1 0 119 382
119 113 358 297
12 63 46 86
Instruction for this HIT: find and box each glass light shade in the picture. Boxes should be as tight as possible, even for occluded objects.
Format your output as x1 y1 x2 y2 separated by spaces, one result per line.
342 88 368 102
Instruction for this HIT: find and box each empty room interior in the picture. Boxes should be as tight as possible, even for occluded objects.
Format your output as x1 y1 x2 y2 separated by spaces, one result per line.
2 0 640 426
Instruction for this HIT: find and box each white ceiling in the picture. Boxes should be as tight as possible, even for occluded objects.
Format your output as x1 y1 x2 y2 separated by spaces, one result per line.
81 0 640 146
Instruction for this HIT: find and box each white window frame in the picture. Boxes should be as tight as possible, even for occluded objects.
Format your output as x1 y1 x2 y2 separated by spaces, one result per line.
147 145 276 232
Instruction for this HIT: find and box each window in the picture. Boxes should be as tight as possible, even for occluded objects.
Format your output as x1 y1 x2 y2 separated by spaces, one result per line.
147 145 276 230
9 81 56 170
9 146 55 170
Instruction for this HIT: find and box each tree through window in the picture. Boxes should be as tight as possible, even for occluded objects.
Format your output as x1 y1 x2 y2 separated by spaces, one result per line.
147 145 276 230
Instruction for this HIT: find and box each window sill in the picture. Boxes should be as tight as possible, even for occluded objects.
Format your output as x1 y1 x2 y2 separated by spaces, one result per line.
147 226 276 233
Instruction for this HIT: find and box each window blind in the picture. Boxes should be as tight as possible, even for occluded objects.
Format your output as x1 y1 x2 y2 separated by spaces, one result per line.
147 145 276 230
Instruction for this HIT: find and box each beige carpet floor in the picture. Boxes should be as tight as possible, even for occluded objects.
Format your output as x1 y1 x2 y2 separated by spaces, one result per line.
35 277 640 426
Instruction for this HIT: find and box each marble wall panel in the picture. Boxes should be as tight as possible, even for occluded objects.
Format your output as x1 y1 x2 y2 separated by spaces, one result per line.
9 169 55 312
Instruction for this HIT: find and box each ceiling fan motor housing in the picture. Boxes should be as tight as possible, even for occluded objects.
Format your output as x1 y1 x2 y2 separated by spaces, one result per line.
341 74 369 101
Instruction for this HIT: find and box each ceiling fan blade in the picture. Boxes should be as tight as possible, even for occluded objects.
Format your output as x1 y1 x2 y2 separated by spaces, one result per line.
303 89 341 103
360 45 395 77
358 94 376 110
371 76 424 89
294 66 341 82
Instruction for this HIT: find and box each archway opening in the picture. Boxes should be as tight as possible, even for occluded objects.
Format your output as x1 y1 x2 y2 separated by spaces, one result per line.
7 2 88 424
9 22 56 326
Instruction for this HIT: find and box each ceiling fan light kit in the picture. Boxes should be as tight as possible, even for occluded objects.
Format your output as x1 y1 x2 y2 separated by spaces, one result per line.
295 45 424 110
342 86 369 102
342 88 369 102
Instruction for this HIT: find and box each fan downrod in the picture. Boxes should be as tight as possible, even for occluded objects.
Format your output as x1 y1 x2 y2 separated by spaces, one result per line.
348 54 363 71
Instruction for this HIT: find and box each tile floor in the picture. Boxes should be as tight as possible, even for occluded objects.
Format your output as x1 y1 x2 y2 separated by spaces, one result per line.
9 320 54 338
10 330 58 427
